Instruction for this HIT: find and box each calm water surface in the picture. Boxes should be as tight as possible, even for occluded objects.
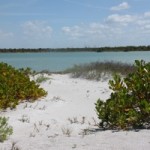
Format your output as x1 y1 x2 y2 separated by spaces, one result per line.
0 51 150 71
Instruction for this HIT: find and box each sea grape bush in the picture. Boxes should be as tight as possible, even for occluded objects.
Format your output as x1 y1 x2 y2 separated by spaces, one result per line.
0 62 47 109
95 60 150 130
0 117 13 142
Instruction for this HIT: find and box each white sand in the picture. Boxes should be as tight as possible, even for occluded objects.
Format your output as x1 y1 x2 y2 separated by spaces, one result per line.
0 74 150 150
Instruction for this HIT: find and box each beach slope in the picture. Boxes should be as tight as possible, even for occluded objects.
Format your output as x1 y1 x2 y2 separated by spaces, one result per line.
0 74 150 150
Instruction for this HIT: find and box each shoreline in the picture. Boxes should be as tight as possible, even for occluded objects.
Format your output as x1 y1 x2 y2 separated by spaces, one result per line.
1 45 150 53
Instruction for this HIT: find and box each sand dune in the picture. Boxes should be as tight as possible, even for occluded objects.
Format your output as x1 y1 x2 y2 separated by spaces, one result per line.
0 74 150 150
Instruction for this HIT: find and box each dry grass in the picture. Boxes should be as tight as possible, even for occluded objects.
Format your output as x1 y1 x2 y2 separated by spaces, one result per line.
63 61 135 80
61 127 72 137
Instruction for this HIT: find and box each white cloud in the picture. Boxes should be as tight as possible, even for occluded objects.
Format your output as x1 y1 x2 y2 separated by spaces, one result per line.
62 25 84 38
137 20 150 26
111 2 130 11
62 22 123 41
88 23 123 36
23 21 53 39
144 12 150 18
0 30 13 39
136 13 150 33
106 14 135 26
61 11 150 46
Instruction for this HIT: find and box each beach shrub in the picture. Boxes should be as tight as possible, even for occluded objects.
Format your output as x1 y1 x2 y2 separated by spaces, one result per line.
0 62 47 109
64 61 135 80
0 117 13 142
95 60 150 130
35 74 50 83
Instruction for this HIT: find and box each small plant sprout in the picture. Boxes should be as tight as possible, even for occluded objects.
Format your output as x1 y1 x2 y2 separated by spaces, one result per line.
52 96 61 102
33 123 40 133
72 117 78 123
0 117 13 142
33 102 39 109
35 74 50 83
68 116 86 124
38 120 43 126
18 115 30 123
10 141 20 150
88 121 91 126
86 90 90 98
61 127 72 137
92 117 98 126
81 116 86 124
39 105 46 110
79 128 91 138
48 133 59 138
45 124 50 130
68 117 79 124
72 144 77 149
29 132 36 138
23 103 28 109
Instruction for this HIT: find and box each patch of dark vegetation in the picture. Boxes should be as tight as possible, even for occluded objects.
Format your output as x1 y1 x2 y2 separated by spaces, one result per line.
63 61 136 80
0 45 150 53
95 60 150 130
0 62 47 109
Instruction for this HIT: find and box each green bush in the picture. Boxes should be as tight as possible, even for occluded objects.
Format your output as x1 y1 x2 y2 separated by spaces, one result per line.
95 60 150 130
0 62 47 109
0 117 13 142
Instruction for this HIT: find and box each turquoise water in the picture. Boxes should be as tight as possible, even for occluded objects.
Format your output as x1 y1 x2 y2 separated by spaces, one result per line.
0 51 150 71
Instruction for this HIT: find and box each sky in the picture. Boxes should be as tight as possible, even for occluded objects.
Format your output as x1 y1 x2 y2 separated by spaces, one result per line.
0 0 150 48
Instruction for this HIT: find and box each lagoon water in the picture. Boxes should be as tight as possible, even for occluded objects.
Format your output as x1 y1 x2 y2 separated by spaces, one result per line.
0 51 150 71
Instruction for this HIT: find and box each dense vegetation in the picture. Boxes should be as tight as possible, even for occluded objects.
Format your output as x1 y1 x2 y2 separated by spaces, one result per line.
64 61 135 80
95 60 150 130
96 46 150 52
0 62 47 109
0 45 150 53
0 63 47 142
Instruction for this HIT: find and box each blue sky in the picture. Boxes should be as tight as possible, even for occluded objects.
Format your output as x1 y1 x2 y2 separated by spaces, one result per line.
0 0 150 48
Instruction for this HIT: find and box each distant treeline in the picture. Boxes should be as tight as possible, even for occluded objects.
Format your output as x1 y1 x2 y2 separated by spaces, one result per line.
0 46 150 53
